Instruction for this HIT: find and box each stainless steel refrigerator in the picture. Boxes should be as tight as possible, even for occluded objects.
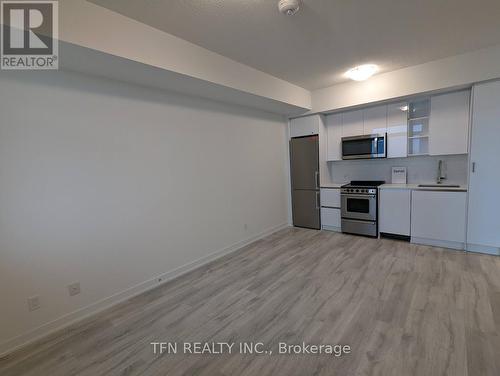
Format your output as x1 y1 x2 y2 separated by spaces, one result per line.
290 135 320 229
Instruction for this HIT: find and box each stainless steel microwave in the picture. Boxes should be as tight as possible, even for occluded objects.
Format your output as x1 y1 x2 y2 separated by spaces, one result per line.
341 134 387 160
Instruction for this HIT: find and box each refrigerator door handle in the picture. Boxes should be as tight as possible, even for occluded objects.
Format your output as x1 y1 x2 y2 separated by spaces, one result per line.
315 171 319 189
316 191 320 209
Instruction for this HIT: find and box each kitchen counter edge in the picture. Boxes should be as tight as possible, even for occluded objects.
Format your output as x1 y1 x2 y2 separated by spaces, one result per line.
379 183 467 192
320 183 345 189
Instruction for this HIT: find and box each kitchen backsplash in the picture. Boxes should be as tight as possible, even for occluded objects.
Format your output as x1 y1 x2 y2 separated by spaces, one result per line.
327 154 468 185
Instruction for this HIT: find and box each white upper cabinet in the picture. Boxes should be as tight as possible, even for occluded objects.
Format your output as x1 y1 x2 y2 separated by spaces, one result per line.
387 102 408 158
429 90 470 155
323 90 469 162
290 115 319 138
363 105 387 135
341 110 364 137
326 113 342 161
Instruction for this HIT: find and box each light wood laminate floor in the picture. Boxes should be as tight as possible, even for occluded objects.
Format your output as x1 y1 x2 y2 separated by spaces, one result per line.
1 228 500 376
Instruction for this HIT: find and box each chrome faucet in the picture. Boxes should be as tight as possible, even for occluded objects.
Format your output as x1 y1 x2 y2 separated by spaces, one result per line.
437 160 446 184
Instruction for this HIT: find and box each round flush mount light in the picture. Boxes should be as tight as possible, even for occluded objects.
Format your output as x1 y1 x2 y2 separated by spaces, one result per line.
345 64 379 81
278 0 300 16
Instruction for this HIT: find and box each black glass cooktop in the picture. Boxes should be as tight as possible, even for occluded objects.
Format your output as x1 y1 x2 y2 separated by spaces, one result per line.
342 180 386 188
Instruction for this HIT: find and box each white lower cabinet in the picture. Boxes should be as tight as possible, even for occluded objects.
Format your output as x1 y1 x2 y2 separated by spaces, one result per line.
320 188 340 208
411 190 467 249
379 189 411 236
320 188 341 231
321 208 341 230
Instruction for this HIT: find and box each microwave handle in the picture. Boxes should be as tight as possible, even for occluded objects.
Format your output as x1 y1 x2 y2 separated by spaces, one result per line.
373 134 387 153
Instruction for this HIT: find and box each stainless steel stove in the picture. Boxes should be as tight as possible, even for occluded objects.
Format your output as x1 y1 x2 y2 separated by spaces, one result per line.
341 181 385 237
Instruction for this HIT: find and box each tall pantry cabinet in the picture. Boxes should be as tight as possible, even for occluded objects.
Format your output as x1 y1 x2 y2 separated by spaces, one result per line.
467 80 500 255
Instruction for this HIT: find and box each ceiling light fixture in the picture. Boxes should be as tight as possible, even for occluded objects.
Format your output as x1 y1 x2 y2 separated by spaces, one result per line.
278 0 300 16
345 64 379 81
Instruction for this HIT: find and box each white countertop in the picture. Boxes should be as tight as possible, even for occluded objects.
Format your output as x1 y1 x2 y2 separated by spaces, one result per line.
320 182 467 191
380 183 467 192
320 182 345 188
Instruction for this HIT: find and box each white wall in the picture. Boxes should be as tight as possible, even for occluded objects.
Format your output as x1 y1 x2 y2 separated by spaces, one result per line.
56 0 311 110
0 70 289 353
327 155 468 185
312 43 500 113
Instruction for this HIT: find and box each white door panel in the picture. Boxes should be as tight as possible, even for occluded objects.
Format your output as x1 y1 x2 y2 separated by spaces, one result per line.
412 191 466 243
363 105 387 135
290 116 319 138
320 188 340 208
387 102 408 158
342 110 364 137
326 113 342 161
321 208 341 228
467 82 500 248
379 189 411 236
429 90 470 156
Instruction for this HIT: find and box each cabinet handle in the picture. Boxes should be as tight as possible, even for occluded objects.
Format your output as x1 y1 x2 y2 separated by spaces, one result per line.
472 162 476 173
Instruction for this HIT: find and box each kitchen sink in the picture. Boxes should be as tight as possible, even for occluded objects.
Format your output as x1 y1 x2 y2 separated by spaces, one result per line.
418 184 461 188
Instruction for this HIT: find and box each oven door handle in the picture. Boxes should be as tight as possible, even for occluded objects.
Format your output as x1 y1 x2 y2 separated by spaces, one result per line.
341 194 376 199
342 218 376 225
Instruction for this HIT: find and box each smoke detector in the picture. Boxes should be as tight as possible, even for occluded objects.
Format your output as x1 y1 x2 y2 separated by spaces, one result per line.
278 0 300 16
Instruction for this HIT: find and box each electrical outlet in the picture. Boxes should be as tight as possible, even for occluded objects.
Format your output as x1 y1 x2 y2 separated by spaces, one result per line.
68 282 81 297
27 296 41 312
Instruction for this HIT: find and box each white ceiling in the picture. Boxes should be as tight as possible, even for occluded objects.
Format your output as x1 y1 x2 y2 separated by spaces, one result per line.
88 0 500 90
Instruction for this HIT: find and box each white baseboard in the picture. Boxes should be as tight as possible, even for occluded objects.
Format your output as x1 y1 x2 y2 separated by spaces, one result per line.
0 223 290 357
466 243 500 255
411 237 465 251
